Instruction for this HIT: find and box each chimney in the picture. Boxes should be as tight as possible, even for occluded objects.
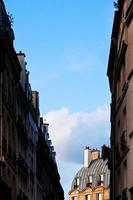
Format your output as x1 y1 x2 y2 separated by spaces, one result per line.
91 149 100 160
32 91 39 111
17 51 26 91
84 146 91 168
32 91 40 126
102 145 110 160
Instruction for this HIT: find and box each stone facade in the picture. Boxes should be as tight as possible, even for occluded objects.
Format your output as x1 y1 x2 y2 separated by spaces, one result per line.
36 121 64 200
69 187 109 200
107 0 133 199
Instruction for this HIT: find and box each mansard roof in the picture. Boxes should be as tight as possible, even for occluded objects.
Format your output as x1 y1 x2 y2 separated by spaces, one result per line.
71 159 110 191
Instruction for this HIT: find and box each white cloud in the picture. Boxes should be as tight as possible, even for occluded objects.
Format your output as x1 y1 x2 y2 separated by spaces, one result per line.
44 105 110 164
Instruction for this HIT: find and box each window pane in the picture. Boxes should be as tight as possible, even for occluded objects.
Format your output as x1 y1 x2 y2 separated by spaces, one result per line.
86 194 90 200
99 193 102 200
89 176 92 183
76 178 80 186
96 193 102 200
100 174 104 182
72 196 77 200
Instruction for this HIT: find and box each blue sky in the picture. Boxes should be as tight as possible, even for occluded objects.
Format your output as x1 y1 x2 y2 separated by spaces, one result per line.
4 0 114 199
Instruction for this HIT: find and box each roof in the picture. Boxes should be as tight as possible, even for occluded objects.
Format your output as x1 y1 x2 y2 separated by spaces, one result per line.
71 159 110 191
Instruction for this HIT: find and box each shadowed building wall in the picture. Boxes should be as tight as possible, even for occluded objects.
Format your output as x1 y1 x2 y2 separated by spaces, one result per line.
0 0 64 199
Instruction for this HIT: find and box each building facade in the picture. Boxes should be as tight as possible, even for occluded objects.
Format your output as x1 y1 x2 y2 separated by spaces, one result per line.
69 146 110 200
107 0 133 199
36 121 64 200
0 0 64 199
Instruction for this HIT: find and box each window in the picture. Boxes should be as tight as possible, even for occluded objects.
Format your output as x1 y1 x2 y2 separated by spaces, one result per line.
121 58 126 91
117 119 120 127
100 174 104 182
120 131 127 151
98 174 104 186
123 106 126 115
89 175 92 183
72 196 77 200
96 193 102 200
129 187 133 200
85 194 90 200
123 106 127 131
86 176 92 187
116 144 120 160
122 190 128 200
76 177 80 187
116 195 121 200
117 79 120 103
117 169 120 176
124 159 127 167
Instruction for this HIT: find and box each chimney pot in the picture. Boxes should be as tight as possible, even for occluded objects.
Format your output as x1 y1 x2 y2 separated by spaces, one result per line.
84 146 91 167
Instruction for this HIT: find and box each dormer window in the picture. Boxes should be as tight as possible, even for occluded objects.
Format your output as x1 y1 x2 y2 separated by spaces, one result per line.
100 174 104 182
76 177 80 187
87 176 92 187
76 178 79 186
97 174 104 186
89 175 92 183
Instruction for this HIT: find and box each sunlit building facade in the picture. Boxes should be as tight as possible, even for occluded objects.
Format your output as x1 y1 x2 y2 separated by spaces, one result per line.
69 146 110 200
